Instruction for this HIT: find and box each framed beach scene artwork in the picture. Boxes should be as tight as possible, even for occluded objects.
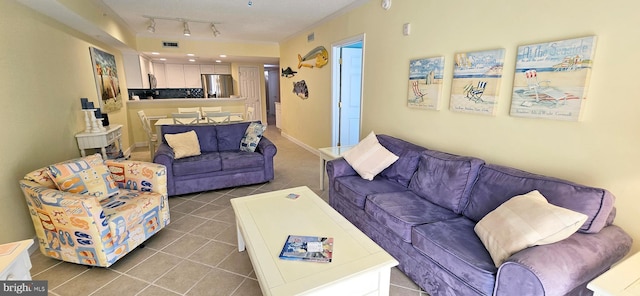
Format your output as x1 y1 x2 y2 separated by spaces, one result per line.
89 47 123 113
407 56 444 110
509 36 596 121
450 48 505 116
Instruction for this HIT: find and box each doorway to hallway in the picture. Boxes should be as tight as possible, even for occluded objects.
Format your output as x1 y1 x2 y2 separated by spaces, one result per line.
331 34 364 146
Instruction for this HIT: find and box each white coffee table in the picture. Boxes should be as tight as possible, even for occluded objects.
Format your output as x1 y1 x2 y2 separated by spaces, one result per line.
231 186 398 296
318 145 354 190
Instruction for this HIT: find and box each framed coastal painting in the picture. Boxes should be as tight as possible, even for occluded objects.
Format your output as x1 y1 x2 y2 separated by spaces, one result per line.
449 48 505 116
407 56 445 110
509 36 596 121
89 47 123 113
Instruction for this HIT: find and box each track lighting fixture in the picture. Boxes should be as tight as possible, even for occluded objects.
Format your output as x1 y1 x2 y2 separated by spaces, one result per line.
211 23 220 37
183 21 191 36
147 18 155 33
142 16 220 37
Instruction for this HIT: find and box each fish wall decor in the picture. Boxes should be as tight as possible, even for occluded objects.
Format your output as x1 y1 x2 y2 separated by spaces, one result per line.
298 46 328 69
281 67 297 78
293 80 309 99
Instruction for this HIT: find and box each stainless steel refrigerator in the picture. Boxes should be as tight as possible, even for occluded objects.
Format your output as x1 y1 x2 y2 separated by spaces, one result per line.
201 74 233 98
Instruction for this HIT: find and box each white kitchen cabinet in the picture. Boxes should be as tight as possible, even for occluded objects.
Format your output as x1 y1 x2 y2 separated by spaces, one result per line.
151 63 167 88
184 64 202 88
215 64 231 74
139 56 151 89
123 54 145 89
200 64 231 74
200 64 215 74
165 64 186 88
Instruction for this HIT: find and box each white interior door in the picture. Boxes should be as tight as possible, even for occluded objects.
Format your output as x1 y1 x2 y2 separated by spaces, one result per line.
239 66 262 122
332 35 364 147
339 47 363 146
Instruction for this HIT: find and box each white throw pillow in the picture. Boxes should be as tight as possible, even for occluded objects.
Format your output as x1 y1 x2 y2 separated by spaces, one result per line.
474 190 588 267
164 130 201 159
343 131 399 180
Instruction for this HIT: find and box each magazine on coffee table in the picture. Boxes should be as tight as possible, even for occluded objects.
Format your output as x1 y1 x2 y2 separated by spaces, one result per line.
279 235 334 263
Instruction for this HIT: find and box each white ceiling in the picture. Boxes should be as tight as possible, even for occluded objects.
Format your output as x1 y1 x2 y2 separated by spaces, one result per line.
17 0 368 64
100 0 367 43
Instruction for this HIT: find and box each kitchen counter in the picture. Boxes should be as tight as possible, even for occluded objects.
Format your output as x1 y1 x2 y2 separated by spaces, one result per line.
127 97 248 147
127 97 246 106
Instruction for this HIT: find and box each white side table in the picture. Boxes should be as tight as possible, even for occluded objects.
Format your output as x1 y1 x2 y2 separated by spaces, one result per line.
587 252 640 295
0 239 34 281
318 145 354 190
75 124 123 159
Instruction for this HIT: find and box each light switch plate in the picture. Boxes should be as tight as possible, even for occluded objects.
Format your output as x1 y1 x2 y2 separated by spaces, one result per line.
403 23 411 36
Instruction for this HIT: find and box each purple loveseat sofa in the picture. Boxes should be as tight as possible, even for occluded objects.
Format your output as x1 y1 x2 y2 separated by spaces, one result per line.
154 122 276 196
327 134 632 296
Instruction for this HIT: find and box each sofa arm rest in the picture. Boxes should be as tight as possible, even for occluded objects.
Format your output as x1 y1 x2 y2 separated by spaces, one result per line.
19 180 113 263
105 159 167 195
256 136 277 158
494 225 632 296
256 136 277 181
326 158 357 180
152 143 176 195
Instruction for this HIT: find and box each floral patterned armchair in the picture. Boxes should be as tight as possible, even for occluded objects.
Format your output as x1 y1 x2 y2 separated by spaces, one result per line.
19 155 170 267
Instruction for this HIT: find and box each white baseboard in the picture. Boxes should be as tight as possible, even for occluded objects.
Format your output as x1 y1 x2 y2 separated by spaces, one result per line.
280 132 320 157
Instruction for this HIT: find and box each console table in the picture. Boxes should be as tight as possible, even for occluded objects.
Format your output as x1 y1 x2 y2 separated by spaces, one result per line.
588 251 640 295
75 124 123 159
318 145 354 190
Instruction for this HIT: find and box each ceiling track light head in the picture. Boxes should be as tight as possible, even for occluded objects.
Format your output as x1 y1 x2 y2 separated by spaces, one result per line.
147 18 155 33
210 23 220 37
183 21 191 36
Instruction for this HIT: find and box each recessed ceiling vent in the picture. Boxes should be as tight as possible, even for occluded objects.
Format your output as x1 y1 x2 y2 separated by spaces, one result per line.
162 41 179 48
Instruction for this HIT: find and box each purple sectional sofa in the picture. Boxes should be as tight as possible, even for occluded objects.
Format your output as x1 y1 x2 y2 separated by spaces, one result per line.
327 134 632 296
154 122 276 196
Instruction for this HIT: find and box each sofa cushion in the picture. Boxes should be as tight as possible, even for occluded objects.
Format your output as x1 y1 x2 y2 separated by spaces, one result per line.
217 122 252 151
240 122 266 152
24 167 57 189
364 191 459 243
172 152 222 176
343 131 399 180
220 151 264 170
164 130 201 159
474 190 588 267
47 154 119 201
377 134 426 187
333 175 408 209
100 189 163 242
161 124 219 152
408 151 484 214
463 164 614 234
412 217 497 294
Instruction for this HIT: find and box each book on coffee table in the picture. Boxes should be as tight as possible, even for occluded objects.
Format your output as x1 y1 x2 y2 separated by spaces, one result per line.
279 235 334 263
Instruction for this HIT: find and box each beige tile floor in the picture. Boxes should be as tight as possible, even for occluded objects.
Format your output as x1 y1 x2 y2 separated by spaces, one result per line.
29 126 428 296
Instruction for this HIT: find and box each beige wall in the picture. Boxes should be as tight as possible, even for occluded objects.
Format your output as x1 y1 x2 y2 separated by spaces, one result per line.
0 1 130 243
280 0 640 253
